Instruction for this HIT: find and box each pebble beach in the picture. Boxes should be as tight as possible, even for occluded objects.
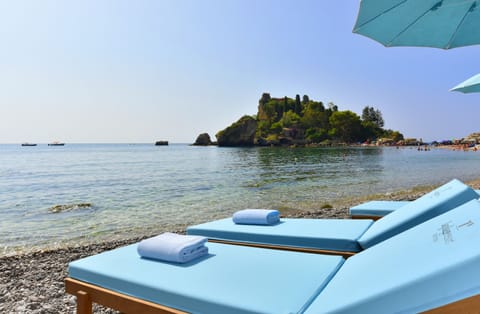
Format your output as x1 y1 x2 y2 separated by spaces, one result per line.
5 180 477 314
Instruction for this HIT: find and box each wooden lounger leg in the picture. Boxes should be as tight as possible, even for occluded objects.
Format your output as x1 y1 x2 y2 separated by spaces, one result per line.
76 290 92 314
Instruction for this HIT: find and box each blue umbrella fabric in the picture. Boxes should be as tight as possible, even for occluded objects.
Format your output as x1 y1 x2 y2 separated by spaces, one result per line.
353 0 480 49
451 73 480 93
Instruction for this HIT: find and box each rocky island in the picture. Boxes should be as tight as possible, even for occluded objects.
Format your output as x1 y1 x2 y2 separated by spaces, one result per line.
192 133 215 146
196 93 404 147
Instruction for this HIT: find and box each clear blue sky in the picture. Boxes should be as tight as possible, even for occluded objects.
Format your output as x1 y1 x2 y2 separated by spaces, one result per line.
1 0 478 143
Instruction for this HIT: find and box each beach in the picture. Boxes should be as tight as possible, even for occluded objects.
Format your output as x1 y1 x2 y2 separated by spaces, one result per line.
4 179 480 314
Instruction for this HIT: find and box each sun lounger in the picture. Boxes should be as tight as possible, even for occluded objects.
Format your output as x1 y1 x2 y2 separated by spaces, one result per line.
188 217 372 257
350 189 480 220
187 179 478 256
67 242 343 314
66 199 480 313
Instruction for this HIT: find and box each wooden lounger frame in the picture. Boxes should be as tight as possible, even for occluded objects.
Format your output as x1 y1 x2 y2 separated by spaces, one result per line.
423 294 480 313
66 277 479 314
208 238 357 258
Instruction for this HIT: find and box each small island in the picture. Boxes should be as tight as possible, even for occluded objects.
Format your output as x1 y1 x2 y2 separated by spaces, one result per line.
210 93 404 147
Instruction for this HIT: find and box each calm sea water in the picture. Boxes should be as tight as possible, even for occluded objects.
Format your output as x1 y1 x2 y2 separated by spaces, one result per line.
1 143 479 255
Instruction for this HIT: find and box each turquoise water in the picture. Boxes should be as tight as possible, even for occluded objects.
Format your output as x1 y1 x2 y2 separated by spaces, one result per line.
1 143 479 255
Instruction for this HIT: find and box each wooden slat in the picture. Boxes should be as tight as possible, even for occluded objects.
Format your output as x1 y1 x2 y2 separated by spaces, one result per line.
350 215 382 221
422 294 480 314
208 239 356 258
65 278 188 314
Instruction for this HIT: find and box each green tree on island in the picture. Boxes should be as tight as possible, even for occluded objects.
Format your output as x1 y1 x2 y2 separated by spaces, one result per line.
294 94 302 115
362 106 384 128
329 110 363 143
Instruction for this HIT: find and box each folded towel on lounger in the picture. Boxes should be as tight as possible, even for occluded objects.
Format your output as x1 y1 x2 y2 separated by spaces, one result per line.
232 209 280 225
137 233 208 263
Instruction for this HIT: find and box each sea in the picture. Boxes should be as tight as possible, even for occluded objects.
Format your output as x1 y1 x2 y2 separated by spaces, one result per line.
1 143 479 256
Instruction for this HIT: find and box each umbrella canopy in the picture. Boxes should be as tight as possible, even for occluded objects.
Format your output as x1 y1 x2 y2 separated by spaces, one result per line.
451 73 480 93
353 0 480 49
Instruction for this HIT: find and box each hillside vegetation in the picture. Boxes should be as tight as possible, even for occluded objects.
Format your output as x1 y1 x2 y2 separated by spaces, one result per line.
215 93 404 147
256 93 403 146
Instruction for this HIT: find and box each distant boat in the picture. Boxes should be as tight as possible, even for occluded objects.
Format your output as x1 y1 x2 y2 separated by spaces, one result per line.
155 141 168 146
48 141 65 146
21 143 37 146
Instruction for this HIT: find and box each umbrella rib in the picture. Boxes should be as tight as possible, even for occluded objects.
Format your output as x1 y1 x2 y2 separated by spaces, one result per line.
386 1 444 47
353 0 408 30
446 1 477 49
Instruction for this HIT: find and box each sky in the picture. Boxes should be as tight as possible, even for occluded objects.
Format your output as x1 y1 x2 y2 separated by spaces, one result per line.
0 0 478 143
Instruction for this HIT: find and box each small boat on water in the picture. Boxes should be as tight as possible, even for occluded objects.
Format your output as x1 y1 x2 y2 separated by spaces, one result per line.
155 141 168 146
48 141 65 146
21 143 37 146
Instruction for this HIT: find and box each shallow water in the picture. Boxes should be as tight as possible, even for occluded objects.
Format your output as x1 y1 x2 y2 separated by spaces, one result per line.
1 143 479 254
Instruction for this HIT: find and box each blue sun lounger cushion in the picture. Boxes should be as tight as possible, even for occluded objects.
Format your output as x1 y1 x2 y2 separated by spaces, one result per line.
357 178 478 249
305 198 480 313
189 217 373 252
232 209 280 225
137 233 208 263
69 242 344 314
349 200 410 217
350 190 480 218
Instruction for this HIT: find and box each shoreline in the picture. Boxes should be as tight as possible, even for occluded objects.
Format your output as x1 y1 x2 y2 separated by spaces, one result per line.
2 179 480 313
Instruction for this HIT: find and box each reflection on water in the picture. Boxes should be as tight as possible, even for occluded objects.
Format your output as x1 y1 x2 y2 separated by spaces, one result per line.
0 144 479 253
242 147 385 195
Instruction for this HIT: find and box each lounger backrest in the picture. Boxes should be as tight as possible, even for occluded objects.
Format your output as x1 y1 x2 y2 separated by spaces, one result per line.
357 179 478 249
305 198 480 313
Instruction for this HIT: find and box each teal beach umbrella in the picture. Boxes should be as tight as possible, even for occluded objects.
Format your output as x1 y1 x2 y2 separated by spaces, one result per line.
451 73 480 93
353 0 480 49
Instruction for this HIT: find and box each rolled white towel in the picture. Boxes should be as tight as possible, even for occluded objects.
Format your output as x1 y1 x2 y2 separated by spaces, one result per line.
232 209 280 225
137 232 208 263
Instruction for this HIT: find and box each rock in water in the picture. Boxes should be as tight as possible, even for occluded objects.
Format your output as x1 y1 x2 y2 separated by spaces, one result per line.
48 203 92 213
193 133 212 146
216 116 257 147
